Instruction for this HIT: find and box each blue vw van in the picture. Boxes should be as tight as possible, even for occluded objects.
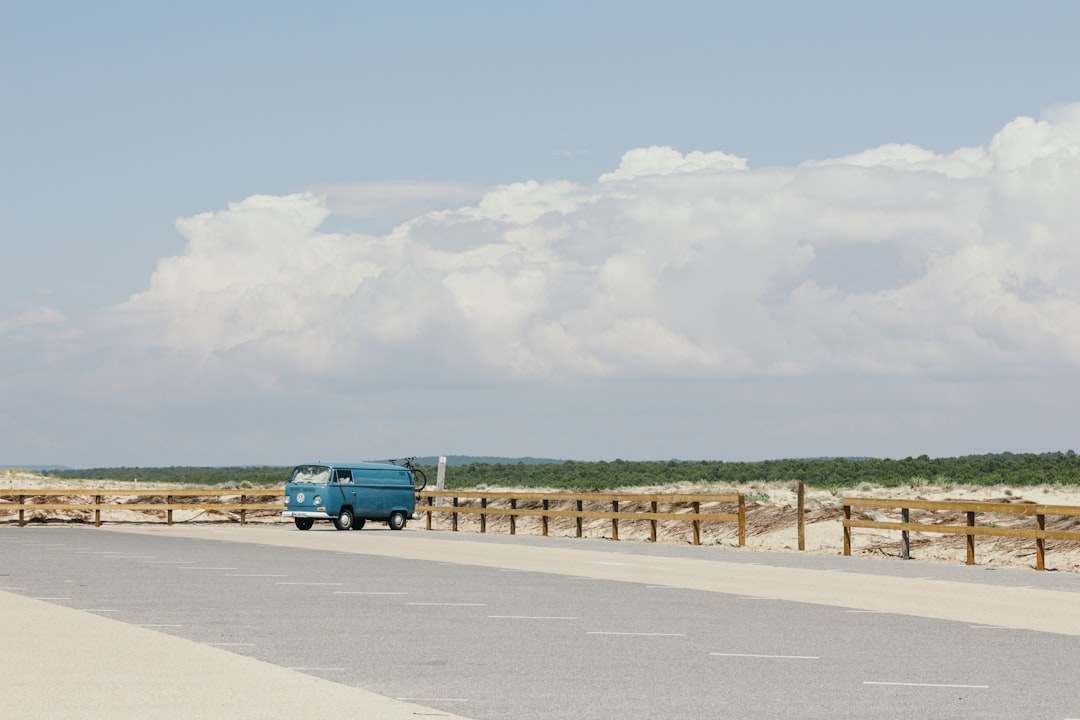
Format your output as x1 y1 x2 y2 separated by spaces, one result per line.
282 461 420 531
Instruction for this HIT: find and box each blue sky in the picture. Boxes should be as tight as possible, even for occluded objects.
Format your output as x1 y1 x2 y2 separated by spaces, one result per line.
3 1 1080 467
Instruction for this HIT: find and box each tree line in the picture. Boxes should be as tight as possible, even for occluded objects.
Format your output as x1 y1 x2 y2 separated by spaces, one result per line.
40 451 1080 489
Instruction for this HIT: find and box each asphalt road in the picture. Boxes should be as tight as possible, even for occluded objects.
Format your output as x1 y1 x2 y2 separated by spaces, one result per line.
2 524 1079 720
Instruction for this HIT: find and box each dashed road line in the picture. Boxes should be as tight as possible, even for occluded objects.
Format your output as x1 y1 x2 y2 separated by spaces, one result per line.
334 591 408 595
711 653 819 659
587 631 684 637
406 602 486 607
275 582 344 586
489 615 577 620
863 681 989 689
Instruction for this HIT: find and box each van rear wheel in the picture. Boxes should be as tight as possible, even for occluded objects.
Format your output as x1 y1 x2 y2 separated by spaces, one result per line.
294 517 314 531
388 510 406 531
334 509 354 531
353 518 365 530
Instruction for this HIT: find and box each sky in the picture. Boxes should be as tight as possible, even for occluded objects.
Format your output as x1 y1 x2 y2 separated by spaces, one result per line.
3 1 1080 467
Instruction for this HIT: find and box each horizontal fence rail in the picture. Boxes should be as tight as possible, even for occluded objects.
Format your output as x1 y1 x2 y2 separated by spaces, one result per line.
416 490 746 546
842 497 1080 570
0 489 282 527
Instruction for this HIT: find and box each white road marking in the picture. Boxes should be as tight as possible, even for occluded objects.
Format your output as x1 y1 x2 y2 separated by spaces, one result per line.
275 582 344 586
179 567 239 570
226 574 287 577
406 602 486 607
711 653 819 659
845 610 882 614
588 560 634 566
1 587 29 590
587 631 684 637
489 615 577 620
396 697 468 703
970 625 1021 630
334 591 408 595
33 597 71 600
863 681 989 689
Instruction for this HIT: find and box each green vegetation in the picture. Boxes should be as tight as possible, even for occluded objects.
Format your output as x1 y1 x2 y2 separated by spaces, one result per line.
43 466 290 487
40 451 1080 490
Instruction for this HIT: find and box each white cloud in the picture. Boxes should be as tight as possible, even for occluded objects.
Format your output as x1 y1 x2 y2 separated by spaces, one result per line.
108 105 1080 387
0 307 66 333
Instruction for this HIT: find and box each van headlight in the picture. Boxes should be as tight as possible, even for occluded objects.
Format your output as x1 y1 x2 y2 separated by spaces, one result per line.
284 496 290 505
313 496 322 505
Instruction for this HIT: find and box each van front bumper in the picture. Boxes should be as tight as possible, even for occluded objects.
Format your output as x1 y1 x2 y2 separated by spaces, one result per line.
282 511 332 519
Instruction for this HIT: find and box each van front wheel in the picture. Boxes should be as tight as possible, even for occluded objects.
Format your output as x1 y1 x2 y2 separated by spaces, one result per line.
294 517 314 531
388 511 406 531
334 509 354 531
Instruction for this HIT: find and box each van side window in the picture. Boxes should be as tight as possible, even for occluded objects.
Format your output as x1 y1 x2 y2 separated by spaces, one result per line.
336 469 353 484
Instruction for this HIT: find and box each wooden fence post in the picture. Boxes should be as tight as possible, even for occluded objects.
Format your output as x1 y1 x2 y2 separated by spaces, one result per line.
425 496 433 530
94 495 102 527
966 511 976 565
650 500 658 543
692 501 701 546
18 495 25 527
480 497 487 534
510 499 517 535
452 496 459 532
167 495 173 526
843 505 851 556
240 494 247 526
542 499 549 537
1036 514 1046 571
901 508 910 560
576 499 583 538
797 481 805 551
611 500 619 541
738 494 746 547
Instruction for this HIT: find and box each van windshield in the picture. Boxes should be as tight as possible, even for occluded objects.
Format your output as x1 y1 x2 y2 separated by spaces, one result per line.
290 466 331 484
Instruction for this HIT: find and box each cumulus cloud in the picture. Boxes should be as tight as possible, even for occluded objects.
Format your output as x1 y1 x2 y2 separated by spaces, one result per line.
111 106 1080 385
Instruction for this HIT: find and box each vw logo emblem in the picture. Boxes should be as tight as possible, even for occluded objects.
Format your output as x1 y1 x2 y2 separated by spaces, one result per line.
296 492 305 503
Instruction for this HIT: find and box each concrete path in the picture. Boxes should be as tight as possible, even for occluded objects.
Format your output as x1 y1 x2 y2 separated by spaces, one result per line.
5 523 1079 720
1 587 475 720
110 524 1080 636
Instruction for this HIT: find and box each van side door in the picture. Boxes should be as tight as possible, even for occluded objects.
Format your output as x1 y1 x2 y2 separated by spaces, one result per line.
335 468 355 510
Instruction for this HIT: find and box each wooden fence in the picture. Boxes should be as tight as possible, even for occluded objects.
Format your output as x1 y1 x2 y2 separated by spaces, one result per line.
842 497 1080 570
0 489 282 527
416 490 746 546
